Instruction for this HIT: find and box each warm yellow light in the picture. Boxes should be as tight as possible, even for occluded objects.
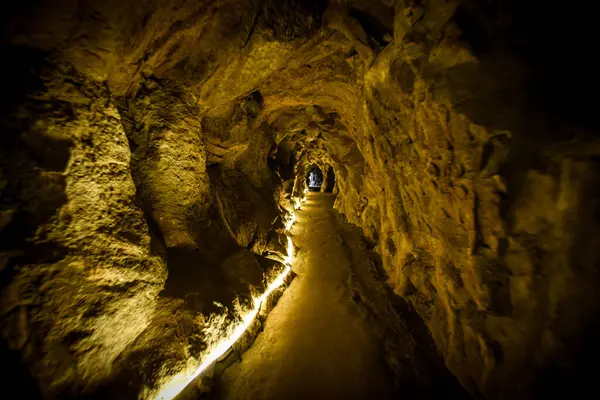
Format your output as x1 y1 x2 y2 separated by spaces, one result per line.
284 211 296 230
149 226 296 400
284 235 294 266
151 263 291 400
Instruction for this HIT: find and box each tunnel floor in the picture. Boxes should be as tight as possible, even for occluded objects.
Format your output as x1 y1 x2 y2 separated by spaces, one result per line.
209 192 395 399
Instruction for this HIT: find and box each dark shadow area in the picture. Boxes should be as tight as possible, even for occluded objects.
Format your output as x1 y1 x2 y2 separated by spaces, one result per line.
349 6 393 47
0 343 43 400
0 44 70 400
273 141 296 180
324 166 336 193
529 163 600 399
162 245 237 314
450 0 599 132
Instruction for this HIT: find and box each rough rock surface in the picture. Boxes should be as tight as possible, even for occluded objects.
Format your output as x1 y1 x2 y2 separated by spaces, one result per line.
0 59 166 397
2 0 599 399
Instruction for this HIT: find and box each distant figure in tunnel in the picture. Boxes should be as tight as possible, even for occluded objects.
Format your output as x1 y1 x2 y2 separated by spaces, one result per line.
308 171 319 187
307 166 323 191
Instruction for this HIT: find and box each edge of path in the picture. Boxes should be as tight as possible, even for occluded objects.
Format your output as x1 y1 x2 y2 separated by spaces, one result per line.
331 211 473 399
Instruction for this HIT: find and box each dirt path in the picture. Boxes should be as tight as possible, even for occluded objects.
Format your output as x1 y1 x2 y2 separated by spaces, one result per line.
213 192 395 399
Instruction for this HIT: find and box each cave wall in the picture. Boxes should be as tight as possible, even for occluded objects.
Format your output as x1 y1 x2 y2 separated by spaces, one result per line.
2 0 599 398
327 2 600 398
1 1 300 396
0 59 167 396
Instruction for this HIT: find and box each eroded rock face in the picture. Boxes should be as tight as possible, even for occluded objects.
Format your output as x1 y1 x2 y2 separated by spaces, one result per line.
125 81 211 249
2 0 599 398
326 2 600 398
0 59 166 396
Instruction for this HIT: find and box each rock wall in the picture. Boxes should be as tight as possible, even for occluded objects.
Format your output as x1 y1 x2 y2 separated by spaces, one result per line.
125 80 212 249
1 2 296 395
0 58 166 397
2 0 599 398
327 2 600 398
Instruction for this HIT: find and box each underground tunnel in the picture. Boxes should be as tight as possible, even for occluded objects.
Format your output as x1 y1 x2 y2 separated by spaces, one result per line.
1 1 600 399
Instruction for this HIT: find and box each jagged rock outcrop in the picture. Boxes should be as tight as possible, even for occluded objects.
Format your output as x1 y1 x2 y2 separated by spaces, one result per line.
2 0 599 399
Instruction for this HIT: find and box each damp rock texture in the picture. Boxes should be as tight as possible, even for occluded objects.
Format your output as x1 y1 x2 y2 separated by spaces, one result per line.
2 0 600 399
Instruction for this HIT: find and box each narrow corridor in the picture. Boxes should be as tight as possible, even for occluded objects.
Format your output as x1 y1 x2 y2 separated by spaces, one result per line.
212 193 394 399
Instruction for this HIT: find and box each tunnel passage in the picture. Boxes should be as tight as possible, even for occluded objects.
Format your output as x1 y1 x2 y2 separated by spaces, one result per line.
1 1 600 400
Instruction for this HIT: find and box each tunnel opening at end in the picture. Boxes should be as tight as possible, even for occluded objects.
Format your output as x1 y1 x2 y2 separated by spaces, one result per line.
306 166 323 191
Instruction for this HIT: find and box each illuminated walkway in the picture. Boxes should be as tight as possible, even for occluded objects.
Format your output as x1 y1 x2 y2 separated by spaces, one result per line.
212 192 394 399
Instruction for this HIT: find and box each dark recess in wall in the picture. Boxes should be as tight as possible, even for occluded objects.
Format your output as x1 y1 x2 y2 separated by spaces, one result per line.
349 7 393 46
324 166 336 192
